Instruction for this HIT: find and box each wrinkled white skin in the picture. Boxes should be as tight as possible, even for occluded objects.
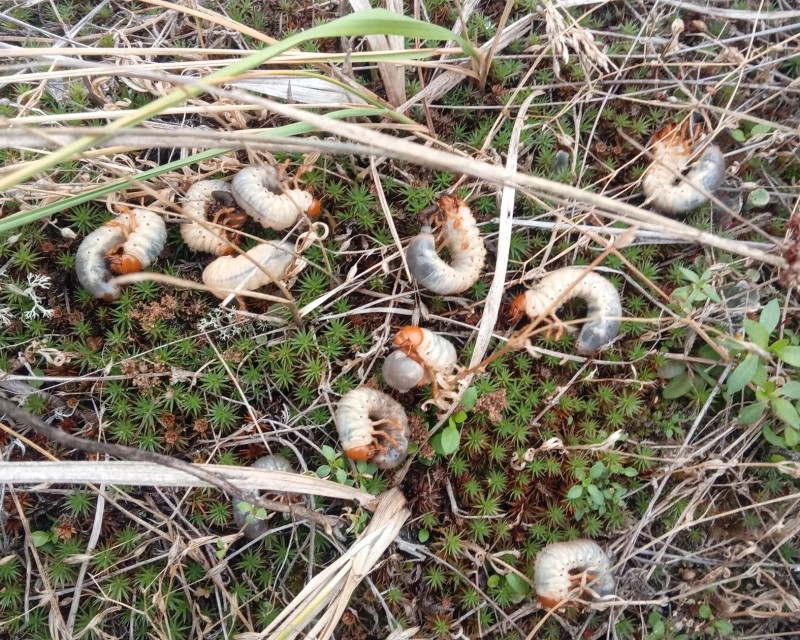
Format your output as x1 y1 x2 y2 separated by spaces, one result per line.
122 208 167 268
232 165 314 230
335 388 410 469
202 240 295 299
382 350 426 392
181 179 235 255
410 327 458 374
406 200 486 295
75 224 126 300
642 138 725 215
520 267 622 353
232 455 294 539
535 540 614 607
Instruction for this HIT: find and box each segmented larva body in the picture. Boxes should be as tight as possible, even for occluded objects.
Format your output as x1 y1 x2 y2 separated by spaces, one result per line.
335 388 411 469
202 240 295 299
535 540 615 608
180 179 243 256
509 267 622 354
231 165 321 231
382 326 458 392
406 195 486 295
75 224 127 301
642 123 725 215
232 455 294 539
74 209 167 301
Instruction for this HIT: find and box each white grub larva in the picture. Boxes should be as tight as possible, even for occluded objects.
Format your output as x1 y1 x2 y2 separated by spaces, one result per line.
201 240 296 300
382 351 426 393
509 267 622 354
104 208 168 275
180 179 248 256
232 455 294 539
231 165 321 231
535 540 615 608
75 208 167 301
335 388 411 469
642 122 725 215
406 195 487 295
382 326 458 393
75 224 127 301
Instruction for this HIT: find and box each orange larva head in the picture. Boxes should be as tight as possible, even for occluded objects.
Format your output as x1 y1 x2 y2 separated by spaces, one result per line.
508 293 527 323
307 197 321 217
107 254 142 275
536 593 562 609
393 326 424 354
344 445 375 462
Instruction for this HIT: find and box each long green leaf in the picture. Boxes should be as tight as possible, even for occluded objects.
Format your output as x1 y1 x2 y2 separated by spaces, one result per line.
0 107 383 233
0 8 477 195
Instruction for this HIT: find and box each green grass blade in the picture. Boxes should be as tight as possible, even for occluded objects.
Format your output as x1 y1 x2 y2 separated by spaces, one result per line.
0 107 385 233
0 9 475 195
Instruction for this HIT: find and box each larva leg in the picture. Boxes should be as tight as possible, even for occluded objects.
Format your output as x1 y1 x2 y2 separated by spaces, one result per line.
370 418 404 450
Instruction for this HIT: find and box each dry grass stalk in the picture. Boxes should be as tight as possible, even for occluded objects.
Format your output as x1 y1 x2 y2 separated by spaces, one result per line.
0 461 376 506
347 0 407 107
239 488 409 640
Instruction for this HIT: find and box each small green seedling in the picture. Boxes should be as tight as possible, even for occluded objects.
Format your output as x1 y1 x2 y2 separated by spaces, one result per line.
429 387 477 457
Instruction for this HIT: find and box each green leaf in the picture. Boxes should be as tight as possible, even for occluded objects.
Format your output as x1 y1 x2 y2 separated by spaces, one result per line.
487 575 501 589
760 299 780 335
750 123 772 137
321 445 336 460
702 284 722 304
663 372 693 399
31 531 50 548
747 187 770 207
784 426 800 447
254 508 267 520
418 528 429 543
727 354 759 395
678 267 699 283
461 386 478 411
622 467 639 477
762 424 786 447
780 381 800 400
730 129 746 142
453 410 467 424
698 603 712 620
657 360 686 380
505 573 531 596
566 485 583 499
236 501 253 513
744 319 769 349
316 465 331 477
589 461 605 479
738 401 766 425
772 397 800 429
586 484 604 506
713 620 734 635
433 425 461 456
774 345 800 367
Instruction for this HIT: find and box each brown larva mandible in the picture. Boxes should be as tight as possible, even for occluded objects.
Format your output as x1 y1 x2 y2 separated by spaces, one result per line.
201 240 296 300
509 267 622 354
534 539 614 608
406 195 486 295
232 455 295 539
75 208 167 301
180 179 248 256
641 121 725 215
231 165 321 231
334 388 410 469
382 326 458 393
